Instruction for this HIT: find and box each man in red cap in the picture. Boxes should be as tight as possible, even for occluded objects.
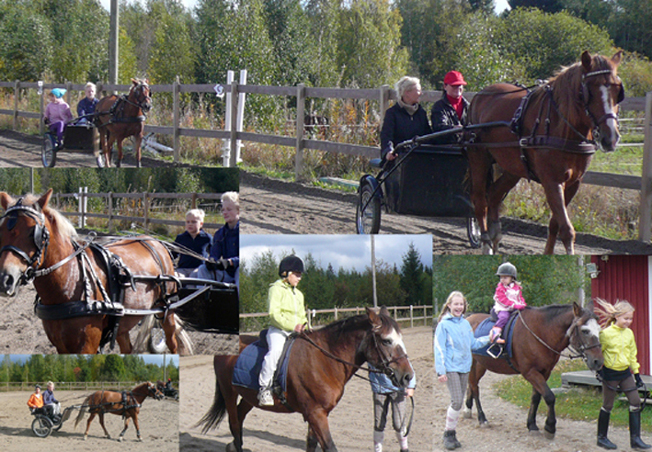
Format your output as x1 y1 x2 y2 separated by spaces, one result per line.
430 70 469 144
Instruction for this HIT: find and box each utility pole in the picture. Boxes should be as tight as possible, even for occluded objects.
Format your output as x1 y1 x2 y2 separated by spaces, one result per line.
371 235 377 308
108 0 119 86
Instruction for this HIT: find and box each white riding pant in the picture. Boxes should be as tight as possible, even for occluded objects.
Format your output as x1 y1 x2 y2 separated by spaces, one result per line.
259 326 289 390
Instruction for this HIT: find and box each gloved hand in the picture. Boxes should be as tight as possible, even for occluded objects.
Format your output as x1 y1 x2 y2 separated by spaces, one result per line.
205 260 218 271
635 373 644 388
218 256 230 269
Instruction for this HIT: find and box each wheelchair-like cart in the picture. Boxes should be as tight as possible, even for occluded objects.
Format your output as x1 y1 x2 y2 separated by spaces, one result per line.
31 404 78 438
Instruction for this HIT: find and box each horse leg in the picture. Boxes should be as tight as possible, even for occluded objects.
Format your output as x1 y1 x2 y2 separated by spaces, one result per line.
225 399 254 452
162 312 178 354
542 181 576 255
306 408 337 452
307 425 319 452
84 412 96 440
467 151 492 252
486 171 520 254
116 332 133 354
132 415 142 441
106 133 116 168
134 134 143 168
524 370 556 438
116 139 123 168
98 412 111 439
464 360 489 425
118 417 130 442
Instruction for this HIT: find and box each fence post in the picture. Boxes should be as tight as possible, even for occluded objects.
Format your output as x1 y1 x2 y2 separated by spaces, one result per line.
410 305 414 328
13 80 19 130
108 193 114 233
334 307 338 321
379 85 390 129
295 83 306 181
639 91 652 242
173 76 181 162
229 81 239 167
144 192 149 230
39 81 44 134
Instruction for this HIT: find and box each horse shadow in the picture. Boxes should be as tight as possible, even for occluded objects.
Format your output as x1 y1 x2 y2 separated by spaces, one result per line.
0 424 83 439
180 429 305 451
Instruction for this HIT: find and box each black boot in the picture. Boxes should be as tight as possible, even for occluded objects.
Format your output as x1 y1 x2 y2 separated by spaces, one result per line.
450 430 461 449
630 409 652 450
597 409 617 450
443 430 458 450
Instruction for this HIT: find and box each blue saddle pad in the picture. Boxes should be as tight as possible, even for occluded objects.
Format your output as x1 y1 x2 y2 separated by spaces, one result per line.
473 315 517 358
232 335 294 393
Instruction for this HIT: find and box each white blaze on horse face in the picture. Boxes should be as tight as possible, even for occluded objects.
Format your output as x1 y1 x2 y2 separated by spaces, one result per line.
383 327 408 357
585 317 601 341
599 85 620 146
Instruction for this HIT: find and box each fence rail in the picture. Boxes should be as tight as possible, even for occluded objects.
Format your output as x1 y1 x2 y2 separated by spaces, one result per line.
240 305 433 333
2 80 651 239
0 381 163 393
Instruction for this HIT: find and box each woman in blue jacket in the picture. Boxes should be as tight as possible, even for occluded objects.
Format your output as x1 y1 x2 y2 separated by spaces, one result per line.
434 291 490 450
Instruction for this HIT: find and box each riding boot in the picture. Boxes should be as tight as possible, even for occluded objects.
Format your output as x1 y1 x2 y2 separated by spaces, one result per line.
597 409 617 449
630 409 652 450
450 430 461 449
443 430 457 450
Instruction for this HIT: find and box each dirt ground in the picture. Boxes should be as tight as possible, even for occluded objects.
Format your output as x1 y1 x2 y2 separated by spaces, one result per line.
178 326 643 452
0 282 238 355
0 388 178 451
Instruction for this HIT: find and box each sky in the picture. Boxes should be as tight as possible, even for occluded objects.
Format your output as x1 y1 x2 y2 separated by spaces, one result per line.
1 354 179 366
100 0 510 14
241 234 432 272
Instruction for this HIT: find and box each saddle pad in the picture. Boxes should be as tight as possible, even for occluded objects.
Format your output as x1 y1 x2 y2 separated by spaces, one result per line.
472 315 517 358
232 337 295 393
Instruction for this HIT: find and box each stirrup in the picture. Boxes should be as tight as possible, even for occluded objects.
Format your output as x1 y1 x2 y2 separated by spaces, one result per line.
487 342 503 358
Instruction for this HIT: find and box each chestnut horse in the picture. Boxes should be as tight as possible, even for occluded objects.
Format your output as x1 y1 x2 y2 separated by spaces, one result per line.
467 51 623 254
0 189 190 354
74 381 163 441
197 307 415 452
464 302 603 438
95 78 152 168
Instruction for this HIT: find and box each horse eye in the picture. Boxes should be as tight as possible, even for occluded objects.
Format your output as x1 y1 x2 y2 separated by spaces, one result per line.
382 338 392 346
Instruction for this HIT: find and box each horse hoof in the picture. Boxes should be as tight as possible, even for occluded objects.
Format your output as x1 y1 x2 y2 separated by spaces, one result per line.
463 409 472 419
226 442 238 452
138 437 143 442
83 436 87 441
117 437 123 442
543 430 555 440
528 430 541 437
479 420 490 428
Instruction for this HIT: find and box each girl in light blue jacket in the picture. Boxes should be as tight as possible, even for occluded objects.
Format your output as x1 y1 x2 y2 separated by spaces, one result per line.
434 291 490 450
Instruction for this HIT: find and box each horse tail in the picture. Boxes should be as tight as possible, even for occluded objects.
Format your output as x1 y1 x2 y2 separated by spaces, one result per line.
174 315 194 355
74 395 91 428
195 368 227 434
132 314 157 353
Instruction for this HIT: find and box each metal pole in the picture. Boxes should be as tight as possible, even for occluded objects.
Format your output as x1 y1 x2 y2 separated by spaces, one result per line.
371 235 377 308
108 0 119 87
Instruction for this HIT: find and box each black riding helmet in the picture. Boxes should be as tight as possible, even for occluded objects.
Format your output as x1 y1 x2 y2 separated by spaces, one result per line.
279 255 304 277
496 262 517 279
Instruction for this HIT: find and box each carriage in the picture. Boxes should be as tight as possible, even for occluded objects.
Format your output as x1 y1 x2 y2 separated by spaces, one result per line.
31 404 78 438
42 116 106 168
355 132 482 248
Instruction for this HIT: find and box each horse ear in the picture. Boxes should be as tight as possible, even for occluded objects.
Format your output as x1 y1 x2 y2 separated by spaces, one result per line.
37 189 53 210
573 302 583 317
131 78 138 86
379 306 390 317
581 51 592 72
611 50 623 67
366 306 382 330
0 192 14 210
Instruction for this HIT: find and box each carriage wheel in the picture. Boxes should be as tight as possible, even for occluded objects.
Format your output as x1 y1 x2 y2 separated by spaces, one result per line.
148 326 168 354
467 217 481 249
356 182 381 234
96 152 106 168
31 416 53 438
42 134 57 168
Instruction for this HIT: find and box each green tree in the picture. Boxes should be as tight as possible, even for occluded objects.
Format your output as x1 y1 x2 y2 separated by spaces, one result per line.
100 354 128 381
148 3 195 84
399 242 427 305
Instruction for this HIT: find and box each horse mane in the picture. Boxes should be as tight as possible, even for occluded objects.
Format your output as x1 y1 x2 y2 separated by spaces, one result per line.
7 194 78 243
548 54 616 124
310 311 400 340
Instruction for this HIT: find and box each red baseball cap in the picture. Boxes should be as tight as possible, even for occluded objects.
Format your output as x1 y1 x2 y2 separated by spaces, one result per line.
444 71 467 86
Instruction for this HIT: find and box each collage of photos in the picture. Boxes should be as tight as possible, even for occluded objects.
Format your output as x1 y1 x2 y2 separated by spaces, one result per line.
2 1 652 451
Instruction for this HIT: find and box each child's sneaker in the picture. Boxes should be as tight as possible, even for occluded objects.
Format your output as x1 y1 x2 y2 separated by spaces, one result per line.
489 327 504 343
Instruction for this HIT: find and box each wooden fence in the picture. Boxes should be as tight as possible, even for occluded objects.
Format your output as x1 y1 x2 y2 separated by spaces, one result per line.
0 380 164 393
1 80 651 240
48 190 225 233
240 305 433 333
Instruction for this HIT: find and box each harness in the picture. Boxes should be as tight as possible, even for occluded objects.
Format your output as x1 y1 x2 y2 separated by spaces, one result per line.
96 82 151 125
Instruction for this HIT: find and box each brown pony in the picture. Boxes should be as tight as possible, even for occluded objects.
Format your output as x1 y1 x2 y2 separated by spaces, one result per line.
197 307 414 452
467 51 623 254
464 302 603 438
95 78 152 168
0 189 190 354
74 381 163 441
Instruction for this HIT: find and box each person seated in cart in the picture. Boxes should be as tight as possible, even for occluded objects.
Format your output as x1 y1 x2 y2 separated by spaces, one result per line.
44 88 73 148
430 71 470 144
27 384 44 414
43 381 61 420
174 208 212 277
76 82 99 123
380 76 432 164
191 192 239 287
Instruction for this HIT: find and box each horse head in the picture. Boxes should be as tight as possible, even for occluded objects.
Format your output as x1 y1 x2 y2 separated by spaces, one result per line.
146 381 164 400
568 301 603 371
579 50 623 152
363 306 414 388
0 189 56 297
130 78 152 113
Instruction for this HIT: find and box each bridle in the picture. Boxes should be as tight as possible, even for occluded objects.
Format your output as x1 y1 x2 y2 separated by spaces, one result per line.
580 68 624 132
126 81 152 113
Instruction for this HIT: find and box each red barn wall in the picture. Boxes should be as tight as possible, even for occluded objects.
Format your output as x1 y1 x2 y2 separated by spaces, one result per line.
590 255 650 375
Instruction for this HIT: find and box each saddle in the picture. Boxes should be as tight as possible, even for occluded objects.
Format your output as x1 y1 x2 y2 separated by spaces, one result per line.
474 311 520 359
232 329 296 403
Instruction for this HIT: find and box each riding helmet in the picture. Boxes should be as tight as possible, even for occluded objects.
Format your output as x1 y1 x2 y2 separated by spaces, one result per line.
279 255 304 277
496 262 517 279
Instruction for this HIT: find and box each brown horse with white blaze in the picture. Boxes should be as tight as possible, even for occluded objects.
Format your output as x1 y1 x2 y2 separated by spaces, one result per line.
197 307 414 452
467 51 623 254
74 381 163 441
95 78 152 168
0 189 189 354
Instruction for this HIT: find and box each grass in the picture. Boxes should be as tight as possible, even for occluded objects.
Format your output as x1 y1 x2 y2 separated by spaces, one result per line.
494 359 652 431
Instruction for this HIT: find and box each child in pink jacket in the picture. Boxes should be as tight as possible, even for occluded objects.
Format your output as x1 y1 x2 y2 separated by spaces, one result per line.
44 88 73 147
490 262 526 343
